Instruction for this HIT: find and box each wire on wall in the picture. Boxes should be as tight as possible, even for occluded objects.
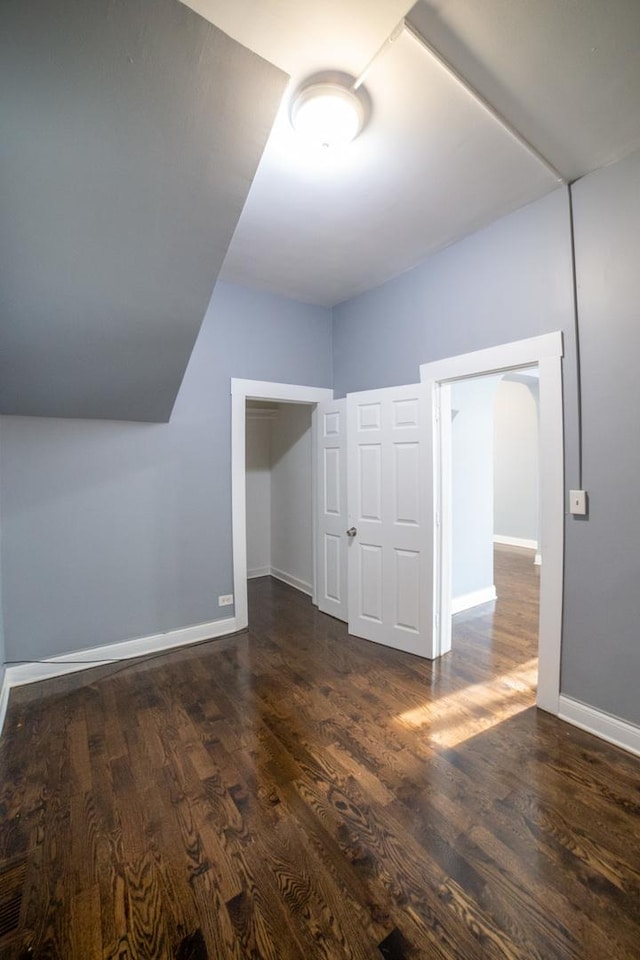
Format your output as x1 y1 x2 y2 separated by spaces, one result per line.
568 182 583 489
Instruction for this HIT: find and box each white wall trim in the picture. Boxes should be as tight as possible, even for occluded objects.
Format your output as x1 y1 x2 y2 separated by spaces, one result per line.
421 332 564 716
270 567 313 597
451 585 497 615
247 564 314 595
493 535 538 550
0 671 10 743
420 332 562 384
0 616 238 737
559 695 640 758
247 566 271 580
232 379 332 404
232 379 333 630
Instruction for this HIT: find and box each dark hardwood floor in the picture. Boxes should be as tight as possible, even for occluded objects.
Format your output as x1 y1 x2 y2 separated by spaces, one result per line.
1 546 640 959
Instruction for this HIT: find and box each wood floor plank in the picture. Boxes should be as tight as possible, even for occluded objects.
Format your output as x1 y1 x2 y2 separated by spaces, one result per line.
2 546 640 958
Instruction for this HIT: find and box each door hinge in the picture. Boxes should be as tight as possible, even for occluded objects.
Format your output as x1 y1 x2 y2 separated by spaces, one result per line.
435 511 440 528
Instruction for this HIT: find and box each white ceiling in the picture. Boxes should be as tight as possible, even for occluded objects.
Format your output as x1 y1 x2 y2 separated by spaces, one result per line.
181 0 640 307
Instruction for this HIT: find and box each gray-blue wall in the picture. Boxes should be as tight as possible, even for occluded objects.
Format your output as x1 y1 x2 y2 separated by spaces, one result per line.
0 282 331 661
333 186 580 481
332 186 581 664
562 149 640 723
333 160 640 726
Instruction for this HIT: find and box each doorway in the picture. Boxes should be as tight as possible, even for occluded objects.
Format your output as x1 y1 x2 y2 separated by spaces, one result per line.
449 367 540 614
231 379 333 630
421 332 564 715
246 400 314 600
447 367 541 708
235 378 435 659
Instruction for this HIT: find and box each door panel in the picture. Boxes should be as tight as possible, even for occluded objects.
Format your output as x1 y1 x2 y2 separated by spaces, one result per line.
323 447 341 515
324 534 341 603
314 399 348 621
347 383 433 656
359 542 383 621
395 548 420 632
395 442 420 523
359 444 382 520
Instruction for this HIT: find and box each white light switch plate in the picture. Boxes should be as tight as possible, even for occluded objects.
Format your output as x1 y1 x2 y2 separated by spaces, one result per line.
218 594 234 606
569 490 588 515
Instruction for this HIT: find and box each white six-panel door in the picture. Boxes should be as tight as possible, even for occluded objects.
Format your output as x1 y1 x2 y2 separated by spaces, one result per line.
346 383 433 656
314 399 348 622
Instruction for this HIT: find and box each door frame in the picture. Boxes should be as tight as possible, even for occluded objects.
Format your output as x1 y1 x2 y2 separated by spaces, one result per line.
420 332 564 715
231 378 333 630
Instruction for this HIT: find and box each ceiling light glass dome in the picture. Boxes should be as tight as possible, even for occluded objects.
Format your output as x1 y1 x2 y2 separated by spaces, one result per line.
290 82 365 148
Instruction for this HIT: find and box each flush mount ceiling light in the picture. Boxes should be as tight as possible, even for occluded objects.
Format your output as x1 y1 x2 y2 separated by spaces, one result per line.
290 82 366 148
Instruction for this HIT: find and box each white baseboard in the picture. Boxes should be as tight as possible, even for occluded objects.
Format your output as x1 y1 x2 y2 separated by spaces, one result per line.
270 567 313 597
247 566 271 580
494 535 538 550
534 551 542 566
0 669 10 745
559 695 640 758
248 566 313 596
451 585 497 615
0 616 238 738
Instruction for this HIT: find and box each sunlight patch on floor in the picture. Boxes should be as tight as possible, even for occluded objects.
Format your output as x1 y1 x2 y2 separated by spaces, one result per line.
396 658 538 748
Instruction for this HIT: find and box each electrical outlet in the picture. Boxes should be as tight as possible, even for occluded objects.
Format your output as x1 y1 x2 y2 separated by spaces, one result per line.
218 594 234 607
569 490 588 516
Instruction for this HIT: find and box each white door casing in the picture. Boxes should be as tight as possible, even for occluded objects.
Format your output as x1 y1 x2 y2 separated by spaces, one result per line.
420 332 564 715
346 383 433 657
314 399 348 621
231 379 333 630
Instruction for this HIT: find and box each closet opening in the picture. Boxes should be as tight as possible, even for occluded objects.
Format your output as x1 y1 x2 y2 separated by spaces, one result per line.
245 401 314 612
231 379 333 631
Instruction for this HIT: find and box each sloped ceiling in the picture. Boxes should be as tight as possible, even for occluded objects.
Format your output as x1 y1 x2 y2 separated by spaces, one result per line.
0 0 287 421
183 0 640 306
406 0 640 182
4 0 639 419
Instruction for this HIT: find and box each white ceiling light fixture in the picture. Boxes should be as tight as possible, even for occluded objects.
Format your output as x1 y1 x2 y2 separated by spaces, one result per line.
290 81 366 148
287 23 401 151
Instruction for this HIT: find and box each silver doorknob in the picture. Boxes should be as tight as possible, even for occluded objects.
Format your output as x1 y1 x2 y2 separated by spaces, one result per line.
346 527 357 538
